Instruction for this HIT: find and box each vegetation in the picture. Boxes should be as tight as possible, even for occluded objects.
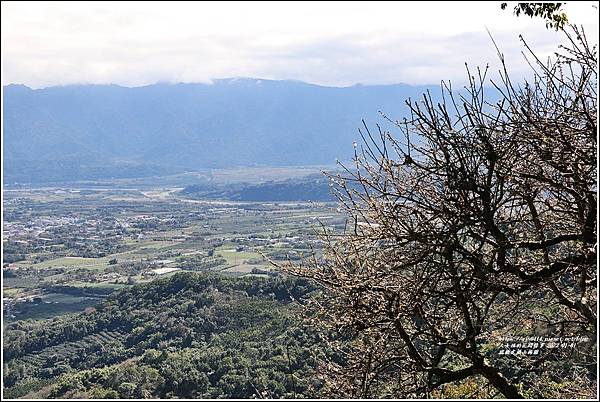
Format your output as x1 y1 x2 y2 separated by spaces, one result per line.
501 3 568 30
2 5 596 401
180 175 336 202
3 272 329 399
284 26 597 398
3 188 341 323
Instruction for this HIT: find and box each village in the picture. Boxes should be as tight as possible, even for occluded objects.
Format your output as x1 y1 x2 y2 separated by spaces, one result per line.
2 187 341 321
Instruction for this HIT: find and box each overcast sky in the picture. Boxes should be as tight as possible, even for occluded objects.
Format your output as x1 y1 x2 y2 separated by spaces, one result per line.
1 1 598 88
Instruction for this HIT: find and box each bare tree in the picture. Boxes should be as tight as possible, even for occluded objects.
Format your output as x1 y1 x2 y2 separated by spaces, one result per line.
284 26 597 399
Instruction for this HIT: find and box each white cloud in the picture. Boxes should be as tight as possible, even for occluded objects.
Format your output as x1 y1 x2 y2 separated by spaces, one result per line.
1 1 598 88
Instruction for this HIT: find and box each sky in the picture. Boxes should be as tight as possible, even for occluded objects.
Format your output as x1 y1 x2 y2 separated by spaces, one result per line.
1 1 598 88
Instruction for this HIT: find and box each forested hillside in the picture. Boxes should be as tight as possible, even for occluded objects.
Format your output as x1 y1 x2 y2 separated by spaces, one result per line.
3 272 328 399
180 174 335 202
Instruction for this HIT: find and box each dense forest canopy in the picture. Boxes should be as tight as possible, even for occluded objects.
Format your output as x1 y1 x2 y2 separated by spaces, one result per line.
3 273 330 399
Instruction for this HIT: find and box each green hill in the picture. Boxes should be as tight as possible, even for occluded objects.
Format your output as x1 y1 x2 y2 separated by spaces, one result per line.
2 272 328 399
180 175 336 202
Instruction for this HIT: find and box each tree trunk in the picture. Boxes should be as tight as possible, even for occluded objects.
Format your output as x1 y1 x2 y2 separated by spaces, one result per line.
477 361 524 399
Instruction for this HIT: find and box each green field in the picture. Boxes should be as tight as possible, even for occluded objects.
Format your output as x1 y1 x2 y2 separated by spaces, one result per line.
30 257 110 269
3 186 341 322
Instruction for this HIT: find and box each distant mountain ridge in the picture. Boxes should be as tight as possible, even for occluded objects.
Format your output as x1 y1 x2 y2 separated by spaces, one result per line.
3 79 438 183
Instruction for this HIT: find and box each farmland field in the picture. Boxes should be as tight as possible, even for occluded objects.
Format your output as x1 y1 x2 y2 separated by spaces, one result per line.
2 184 343 322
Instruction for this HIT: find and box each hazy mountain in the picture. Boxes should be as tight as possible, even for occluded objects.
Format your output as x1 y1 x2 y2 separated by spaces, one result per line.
3 79 437 183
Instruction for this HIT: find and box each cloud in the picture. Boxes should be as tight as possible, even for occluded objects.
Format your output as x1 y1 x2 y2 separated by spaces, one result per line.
1 1 597 88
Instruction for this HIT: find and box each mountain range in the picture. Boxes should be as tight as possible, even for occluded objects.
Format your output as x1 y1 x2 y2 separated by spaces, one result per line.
3 78 438 183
